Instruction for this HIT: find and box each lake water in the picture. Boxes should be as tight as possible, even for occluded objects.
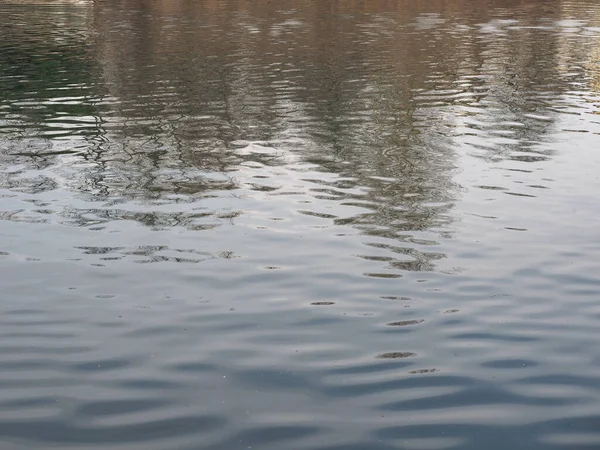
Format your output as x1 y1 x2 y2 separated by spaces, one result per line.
1 0 600 448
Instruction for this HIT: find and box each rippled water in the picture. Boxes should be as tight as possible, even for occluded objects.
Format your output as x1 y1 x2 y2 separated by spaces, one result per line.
2 0 600 448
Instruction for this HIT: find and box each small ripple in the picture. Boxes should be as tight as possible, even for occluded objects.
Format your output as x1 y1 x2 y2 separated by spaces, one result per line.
452 332 537 342
67 357 137 373
217 424 326 448
0 415 226 444
113 379 183 391
168 362 216 374
0 345 92 355
379 385 572 412
76 398 171 418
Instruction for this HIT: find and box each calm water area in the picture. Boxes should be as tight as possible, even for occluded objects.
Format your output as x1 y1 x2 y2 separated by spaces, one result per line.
1 0 600 448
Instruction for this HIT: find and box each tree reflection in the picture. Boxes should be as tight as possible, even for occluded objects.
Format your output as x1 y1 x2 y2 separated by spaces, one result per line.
1 0 598 270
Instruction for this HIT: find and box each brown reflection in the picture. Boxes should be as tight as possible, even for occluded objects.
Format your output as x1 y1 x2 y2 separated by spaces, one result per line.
2 0 600 270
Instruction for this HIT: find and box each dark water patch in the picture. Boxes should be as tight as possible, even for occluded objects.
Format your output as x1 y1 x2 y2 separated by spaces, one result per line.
386 319 425 327
381 296 413 301
377 352 417 359
365 273 403 279
409 368 438 374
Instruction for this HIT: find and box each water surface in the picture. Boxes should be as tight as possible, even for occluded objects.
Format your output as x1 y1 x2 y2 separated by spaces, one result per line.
2 0 600 449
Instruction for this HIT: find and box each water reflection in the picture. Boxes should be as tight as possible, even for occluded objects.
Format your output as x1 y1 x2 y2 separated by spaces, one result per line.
2 3 600 448
5 0 597 271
